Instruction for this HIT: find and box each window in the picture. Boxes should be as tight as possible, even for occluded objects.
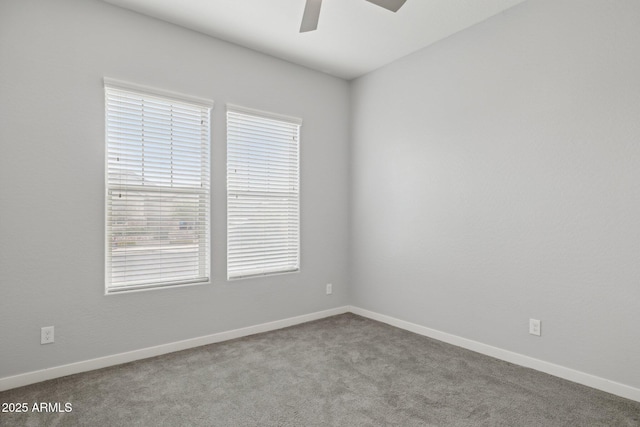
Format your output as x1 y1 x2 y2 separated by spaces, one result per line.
226 105 301 279
105 79 212 293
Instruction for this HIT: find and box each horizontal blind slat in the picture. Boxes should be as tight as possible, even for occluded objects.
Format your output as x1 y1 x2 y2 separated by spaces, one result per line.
106 84 210 292
227 107 300 280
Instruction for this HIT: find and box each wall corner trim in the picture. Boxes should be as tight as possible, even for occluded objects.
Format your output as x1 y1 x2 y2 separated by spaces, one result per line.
348 305 640 403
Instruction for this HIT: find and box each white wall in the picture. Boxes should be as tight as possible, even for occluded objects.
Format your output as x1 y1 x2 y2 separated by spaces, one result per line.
0 0 350 378
350 0 640 390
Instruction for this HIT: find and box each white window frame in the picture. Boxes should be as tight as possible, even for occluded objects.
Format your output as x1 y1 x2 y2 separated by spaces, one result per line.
104 78 213 294
226 104 301 280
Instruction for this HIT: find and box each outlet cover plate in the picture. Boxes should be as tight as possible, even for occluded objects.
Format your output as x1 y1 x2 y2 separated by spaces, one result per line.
529 319 541 336
41 326 54 344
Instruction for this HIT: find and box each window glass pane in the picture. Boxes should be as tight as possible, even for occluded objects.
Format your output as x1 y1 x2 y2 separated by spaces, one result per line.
226 107 300 280
105 83 211 293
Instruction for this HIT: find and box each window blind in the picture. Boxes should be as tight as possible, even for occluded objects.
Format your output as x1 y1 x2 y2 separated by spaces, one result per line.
105 80 212 293
226 105 301 279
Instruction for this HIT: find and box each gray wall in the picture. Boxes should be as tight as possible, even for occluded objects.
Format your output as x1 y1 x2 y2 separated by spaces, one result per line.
2 0 639 393
350 0 640 389
0 0 350 378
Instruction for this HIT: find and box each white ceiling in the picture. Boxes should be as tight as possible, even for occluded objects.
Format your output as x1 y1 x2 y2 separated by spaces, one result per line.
102 0 527 80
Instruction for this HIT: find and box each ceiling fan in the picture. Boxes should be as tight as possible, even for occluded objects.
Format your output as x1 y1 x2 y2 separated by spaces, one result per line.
300 0 407 32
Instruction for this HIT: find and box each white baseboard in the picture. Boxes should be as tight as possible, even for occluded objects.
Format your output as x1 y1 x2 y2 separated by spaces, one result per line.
349 305 640 403
3 304 639 403
0 306 349 392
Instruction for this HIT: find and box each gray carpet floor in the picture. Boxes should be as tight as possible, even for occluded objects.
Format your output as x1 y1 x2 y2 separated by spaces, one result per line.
1 313 639 426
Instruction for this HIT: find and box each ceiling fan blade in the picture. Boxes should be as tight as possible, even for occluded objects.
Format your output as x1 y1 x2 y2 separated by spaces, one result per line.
300 0 323 33
365 0 407 13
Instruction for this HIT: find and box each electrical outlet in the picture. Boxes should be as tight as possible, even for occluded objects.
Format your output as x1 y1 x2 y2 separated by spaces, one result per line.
529 319 541 336
41 326 54 344
326 283 332 295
